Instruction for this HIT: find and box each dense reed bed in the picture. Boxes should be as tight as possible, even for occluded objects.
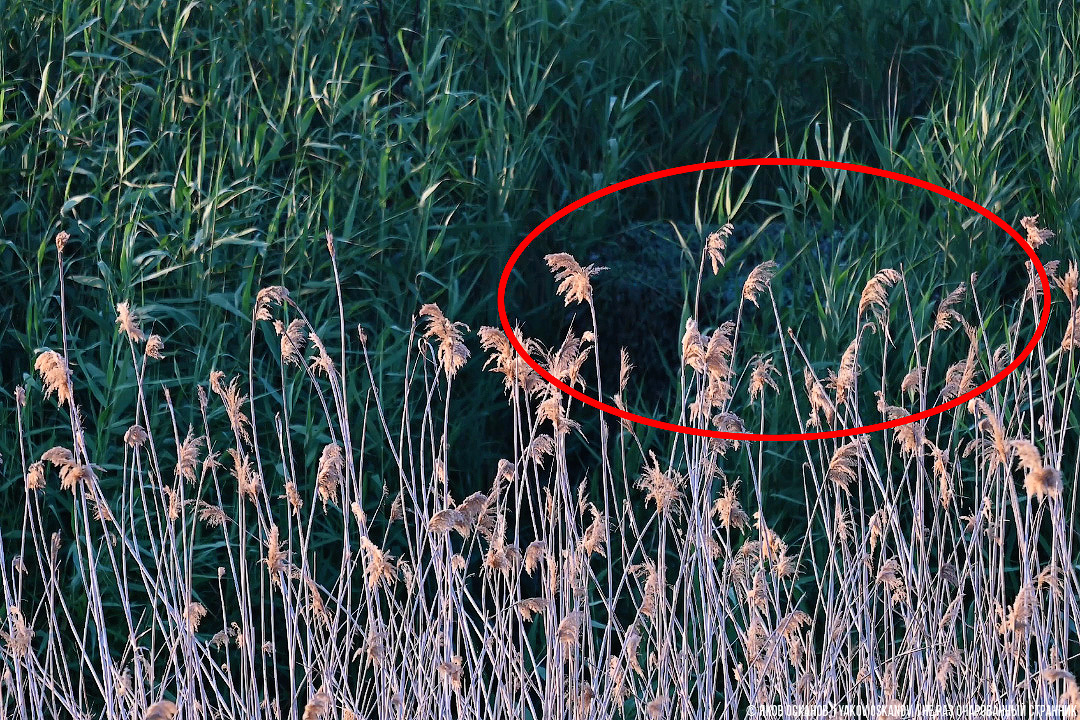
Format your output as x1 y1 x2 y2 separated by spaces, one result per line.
2 218 1078 719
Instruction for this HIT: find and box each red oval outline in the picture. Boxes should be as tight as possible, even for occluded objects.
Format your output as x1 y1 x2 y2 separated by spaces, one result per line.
496 159 1051 441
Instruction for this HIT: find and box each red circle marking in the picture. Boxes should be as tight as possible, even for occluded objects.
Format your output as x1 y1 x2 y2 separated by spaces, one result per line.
496 159 1051 442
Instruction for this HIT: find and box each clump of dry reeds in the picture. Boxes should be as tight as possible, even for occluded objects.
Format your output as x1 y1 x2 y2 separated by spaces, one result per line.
2 219 1078 720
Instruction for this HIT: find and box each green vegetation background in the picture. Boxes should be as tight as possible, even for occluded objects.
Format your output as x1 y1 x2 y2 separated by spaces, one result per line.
1 0 1076 615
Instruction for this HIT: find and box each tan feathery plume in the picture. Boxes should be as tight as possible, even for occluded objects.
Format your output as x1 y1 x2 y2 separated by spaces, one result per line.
546 330 592 388
940 594 964 631
999 584 1036 637
988 343 1011 375
936 650 962 690
41 446 75 469
1 606 32 657
940 324 979 401
144 701 178 720
316 443 344 511
544 252 607 306
1036 565 1062 596
302 689 331 720
228 449 261 501
264 525 288 586
638 563 662 617
826 440 863 493
608 657 628 705
622 627 644 676
703 321 736 379
210 372 251 445
483 537 520 576
682 318 707 373
969 398 1008 470
197 501 227 529
160 485 180 521
580 504 607 558
365 622 387 666
42 446 94 493
278 318 307 367
777 610 811 642
54 230 69 253
834 505 853 544
254 285 290 321
537 391 581 436
645 695 668 719
901 365 923 397
478 325 514 381
145 335 165 359
618 347 634 394
555 611 583 650
742 260 777 307
867 504 894 552
282 482 303 517
304 576 328 626
638 451 684 515
456 491 491 535
175 429 202 484
428 508 466 535
1010 439 1044 474
934 284 967 331
124 424 149 448
1009 439 1062 502
804 368 835 428
478 324 541 396
26 461 46 491
876 557 907 605
419 303 470 378
1056 260 1078 304
360 536 397 589
833 337 860 406
705 223 733 274
755 511 786 559
858 268 901 321
116 302 147 343
1063 306 1080 351
526 434 555 467
712 482 749 531
515 597 548 622
927 442 953 506
1020 215 1054 248
306 332 339 383
35 350 73 407
185 602 207 632
748 356 779 401
523 541 547 576
893 418 925 460
1041 668 1076 683
437 656 464 690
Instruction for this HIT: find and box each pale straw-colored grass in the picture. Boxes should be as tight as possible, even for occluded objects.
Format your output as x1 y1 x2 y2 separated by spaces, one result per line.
2 221 1078 719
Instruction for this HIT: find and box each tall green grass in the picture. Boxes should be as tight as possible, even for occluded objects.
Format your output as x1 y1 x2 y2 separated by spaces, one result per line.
6 0 1077 491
